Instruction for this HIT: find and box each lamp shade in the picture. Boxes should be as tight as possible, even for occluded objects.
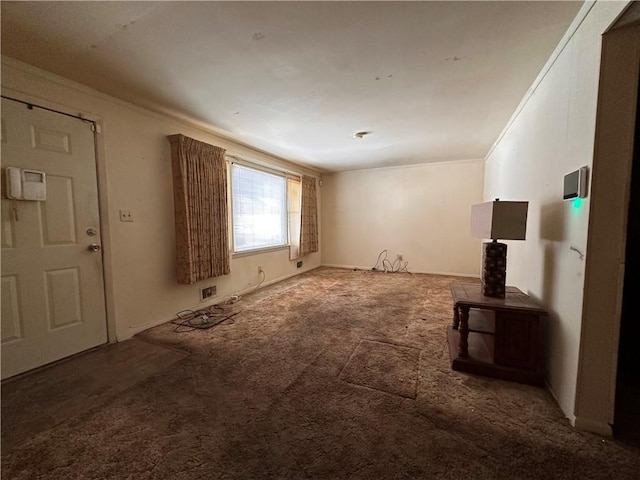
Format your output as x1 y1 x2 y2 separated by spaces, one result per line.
470 200 528 240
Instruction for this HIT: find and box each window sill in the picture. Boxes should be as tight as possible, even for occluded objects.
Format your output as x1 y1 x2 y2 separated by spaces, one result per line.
232 245 290 258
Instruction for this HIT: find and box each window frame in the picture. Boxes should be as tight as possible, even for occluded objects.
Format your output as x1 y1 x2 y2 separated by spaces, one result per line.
229 160 296 256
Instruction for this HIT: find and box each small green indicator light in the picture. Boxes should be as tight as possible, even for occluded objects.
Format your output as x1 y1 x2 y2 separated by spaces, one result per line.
573 198 583 209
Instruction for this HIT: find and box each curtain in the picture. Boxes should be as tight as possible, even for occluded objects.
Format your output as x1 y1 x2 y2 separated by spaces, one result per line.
167 134 230 284
299 175 318 256
287 177 302 259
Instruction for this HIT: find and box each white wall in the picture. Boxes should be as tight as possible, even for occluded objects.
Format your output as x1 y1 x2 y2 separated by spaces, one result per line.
321 160 484 276
483 1 628 425
1 57 321 341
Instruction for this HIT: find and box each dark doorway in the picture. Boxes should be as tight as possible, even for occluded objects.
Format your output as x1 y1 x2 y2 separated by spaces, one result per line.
614 63 640 446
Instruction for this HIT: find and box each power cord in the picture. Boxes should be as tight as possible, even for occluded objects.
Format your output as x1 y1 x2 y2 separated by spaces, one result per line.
256 269 265 289
371 249 410 273
372 249 388 271
171 304 238 333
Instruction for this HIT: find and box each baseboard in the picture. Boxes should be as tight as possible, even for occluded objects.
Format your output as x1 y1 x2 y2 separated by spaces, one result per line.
234 265 321 297
125 312 181 339
573 416 613 437
321 263 479 278
321 263 369 271
543 378 578 428
125 265 322 339
543 376 613 437
412 269 479 278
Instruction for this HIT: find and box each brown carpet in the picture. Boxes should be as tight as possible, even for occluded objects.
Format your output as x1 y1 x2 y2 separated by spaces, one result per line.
339 339 421 399
2 267 639 479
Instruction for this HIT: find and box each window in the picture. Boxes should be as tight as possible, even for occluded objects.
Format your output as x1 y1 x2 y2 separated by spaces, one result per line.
231 163 288 253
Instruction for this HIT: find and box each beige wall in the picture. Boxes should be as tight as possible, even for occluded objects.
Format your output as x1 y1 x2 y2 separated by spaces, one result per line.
1 57 321 341
321 160 484 276
483 1 628 429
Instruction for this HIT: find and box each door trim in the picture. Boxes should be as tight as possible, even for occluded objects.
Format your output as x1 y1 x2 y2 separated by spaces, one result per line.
1 95 97 124
575 17 640 434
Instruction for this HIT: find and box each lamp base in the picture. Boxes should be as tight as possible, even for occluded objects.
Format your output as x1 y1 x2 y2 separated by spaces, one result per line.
482 241 507 298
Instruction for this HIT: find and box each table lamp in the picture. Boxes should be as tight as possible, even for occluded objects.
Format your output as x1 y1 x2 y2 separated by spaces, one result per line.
470 199 529 298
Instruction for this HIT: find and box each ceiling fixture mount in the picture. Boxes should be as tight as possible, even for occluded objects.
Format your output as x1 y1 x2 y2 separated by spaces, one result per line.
353 131 371 139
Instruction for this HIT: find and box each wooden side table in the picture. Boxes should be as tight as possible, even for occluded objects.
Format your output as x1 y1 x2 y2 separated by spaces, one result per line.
447 283 547 386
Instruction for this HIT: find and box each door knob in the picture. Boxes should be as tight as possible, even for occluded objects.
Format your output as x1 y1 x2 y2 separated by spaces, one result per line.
88 244 101 252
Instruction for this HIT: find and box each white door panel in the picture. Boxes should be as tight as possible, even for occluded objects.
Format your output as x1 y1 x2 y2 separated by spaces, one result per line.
1 98 107 379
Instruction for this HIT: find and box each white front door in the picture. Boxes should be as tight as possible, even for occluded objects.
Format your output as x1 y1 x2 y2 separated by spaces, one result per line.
1 98 108 379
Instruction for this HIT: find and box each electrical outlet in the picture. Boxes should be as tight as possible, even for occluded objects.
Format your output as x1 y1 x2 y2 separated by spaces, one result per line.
201 286 216 299
119 210 133 222
258 265 263 274
297 260 303 268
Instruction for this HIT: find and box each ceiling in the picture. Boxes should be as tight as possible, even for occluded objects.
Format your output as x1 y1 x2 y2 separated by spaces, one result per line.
1 1 583 172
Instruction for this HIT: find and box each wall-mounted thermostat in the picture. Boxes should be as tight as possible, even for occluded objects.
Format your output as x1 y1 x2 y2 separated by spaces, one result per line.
5 167 47 201
563 166 588 200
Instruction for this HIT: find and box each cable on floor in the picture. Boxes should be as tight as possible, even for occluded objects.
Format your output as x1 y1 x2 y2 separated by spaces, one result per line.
371 249 410 273
171 304 238 333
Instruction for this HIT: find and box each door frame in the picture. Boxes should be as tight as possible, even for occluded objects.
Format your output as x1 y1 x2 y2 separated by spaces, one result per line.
575 11 640 434
1 88 117 345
